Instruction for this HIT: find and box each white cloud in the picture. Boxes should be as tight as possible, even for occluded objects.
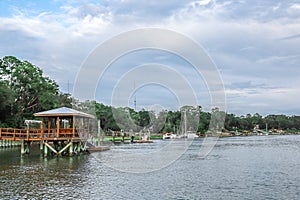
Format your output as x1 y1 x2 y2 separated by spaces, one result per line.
192 0 214 6
0 0 300 115
290 3 300 10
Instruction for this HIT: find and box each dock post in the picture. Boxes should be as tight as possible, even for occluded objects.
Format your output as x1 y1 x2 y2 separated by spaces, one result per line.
77 142 81 153
25 142 30 154
82 141 87 152
44 143 48 157
40 140 43 153
69 142 73 156
21 139 25 156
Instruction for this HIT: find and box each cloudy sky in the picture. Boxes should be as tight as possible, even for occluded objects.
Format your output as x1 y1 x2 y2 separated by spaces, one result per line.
0 0 300 116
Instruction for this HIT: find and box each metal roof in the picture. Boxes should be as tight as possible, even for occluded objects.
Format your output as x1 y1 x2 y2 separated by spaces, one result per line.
34 107 95 118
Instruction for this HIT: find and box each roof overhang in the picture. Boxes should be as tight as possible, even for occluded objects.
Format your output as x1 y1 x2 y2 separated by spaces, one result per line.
34 107 95 119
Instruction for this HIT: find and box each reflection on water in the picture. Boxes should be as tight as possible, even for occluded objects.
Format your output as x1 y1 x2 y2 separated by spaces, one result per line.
1 135 300 199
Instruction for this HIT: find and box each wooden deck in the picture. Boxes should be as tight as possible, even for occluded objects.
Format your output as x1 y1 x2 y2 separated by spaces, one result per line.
0 127 92 156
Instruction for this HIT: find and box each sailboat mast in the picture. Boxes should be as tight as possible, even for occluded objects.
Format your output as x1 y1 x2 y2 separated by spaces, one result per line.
134 81 137 110
184 111 187 136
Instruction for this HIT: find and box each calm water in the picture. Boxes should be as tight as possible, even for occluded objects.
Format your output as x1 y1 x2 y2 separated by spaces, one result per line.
1 135 300 199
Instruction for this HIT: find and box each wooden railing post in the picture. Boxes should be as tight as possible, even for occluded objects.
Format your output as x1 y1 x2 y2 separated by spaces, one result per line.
0 128 2 138
72 116 75 138
56 117 60 138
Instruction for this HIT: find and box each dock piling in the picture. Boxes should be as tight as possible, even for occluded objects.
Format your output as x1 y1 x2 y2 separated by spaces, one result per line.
44 143 48 157
21 139 26 156
69 142 73 156
40 141 43 153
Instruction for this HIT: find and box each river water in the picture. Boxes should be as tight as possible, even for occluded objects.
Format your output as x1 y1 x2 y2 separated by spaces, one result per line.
0 135 300 199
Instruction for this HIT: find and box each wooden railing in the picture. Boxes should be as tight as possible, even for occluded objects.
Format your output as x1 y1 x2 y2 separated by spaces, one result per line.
0 127 90 141
0 128 42 140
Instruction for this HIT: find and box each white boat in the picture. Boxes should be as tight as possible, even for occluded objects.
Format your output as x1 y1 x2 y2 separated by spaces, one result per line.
186 132 199 139
177 111 199 139
163 133 177 139
177 132 199 139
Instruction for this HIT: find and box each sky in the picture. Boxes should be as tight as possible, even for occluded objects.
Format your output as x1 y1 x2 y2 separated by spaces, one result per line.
0 0 300 116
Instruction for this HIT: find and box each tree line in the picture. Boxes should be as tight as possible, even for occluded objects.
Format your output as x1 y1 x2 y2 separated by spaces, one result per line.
78 101 300 133
1 56 300 133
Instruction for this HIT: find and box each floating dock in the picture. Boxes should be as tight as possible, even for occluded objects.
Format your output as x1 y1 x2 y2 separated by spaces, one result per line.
135 140 153 143
86 146 110 153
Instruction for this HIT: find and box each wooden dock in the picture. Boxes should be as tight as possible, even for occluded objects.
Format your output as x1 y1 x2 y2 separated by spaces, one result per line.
0 127 91 156
0 107 98 157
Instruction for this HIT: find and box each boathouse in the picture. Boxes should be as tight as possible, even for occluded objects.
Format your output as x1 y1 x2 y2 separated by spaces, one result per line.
0 107 95 156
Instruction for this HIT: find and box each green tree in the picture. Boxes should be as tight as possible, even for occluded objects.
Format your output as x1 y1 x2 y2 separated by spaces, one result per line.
57 92 72 108
0 56 59 127
210 107 226 131
198 111 211 133
0 81 14 126
225 113 238 131
180 106 200 133
138 109 150 128
152 110 167 133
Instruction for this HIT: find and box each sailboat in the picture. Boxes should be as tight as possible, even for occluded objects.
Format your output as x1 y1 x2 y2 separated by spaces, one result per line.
177 111 199 139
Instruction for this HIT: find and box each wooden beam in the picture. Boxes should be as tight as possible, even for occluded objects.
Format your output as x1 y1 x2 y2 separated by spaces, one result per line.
72 116 75 138
58 142 72 155
47 118 51 136
45 142 57 154
41 117 44 138
56 117 60 138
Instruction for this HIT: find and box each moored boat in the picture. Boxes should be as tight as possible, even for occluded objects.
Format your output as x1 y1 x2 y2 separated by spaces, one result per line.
163 133 177 139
